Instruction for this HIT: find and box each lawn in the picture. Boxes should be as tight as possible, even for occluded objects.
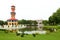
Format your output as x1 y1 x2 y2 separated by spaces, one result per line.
0 26 60 40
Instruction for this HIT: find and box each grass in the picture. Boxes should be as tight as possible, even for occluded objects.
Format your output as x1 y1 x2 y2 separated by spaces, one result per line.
0 30 60 40
0 26 60 40
44 25 59 29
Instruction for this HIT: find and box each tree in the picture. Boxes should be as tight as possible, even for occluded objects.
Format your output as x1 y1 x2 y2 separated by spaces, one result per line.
18 19 34 25
32 21 37 26
4 21 7 25
49 8 60 25
42 20 49 25
0 20 4 25
18 19 27 24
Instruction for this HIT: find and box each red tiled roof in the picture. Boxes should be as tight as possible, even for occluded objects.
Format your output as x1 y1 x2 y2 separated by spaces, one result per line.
7 18 18 20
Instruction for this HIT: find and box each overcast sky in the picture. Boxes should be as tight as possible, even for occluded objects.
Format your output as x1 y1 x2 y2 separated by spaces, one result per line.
0 0 60 21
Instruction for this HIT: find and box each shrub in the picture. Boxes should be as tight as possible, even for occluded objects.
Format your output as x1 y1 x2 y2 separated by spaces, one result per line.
32 34 36 37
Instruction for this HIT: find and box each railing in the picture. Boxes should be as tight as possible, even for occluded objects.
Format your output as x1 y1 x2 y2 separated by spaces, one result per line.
0 25 26 30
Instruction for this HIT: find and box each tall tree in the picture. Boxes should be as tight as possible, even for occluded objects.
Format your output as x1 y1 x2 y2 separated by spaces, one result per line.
49 8 60 25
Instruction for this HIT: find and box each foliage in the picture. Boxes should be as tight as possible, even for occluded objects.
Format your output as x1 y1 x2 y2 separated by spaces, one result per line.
18 19 27 24
18 19 37 26
0 20 4 25
49 8 60 25
4 21 7 25
42 20 49 25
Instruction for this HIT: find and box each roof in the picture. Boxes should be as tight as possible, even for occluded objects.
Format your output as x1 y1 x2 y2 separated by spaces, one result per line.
7 18 18 21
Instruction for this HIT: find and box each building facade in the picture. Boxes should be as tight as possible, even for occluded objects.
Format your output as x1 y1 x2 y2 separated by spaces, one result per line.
7 5 18 27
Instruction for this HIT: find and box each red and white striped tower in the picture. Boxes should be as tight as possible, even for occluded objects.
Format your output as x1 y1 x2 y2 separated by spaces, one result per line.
7 5 18 29
11 5 16 19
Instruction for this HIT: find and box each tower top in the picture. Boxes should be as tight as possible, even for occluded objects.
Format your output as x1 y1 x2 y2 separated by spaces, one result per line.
11 5 15 12
11 5 15 7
